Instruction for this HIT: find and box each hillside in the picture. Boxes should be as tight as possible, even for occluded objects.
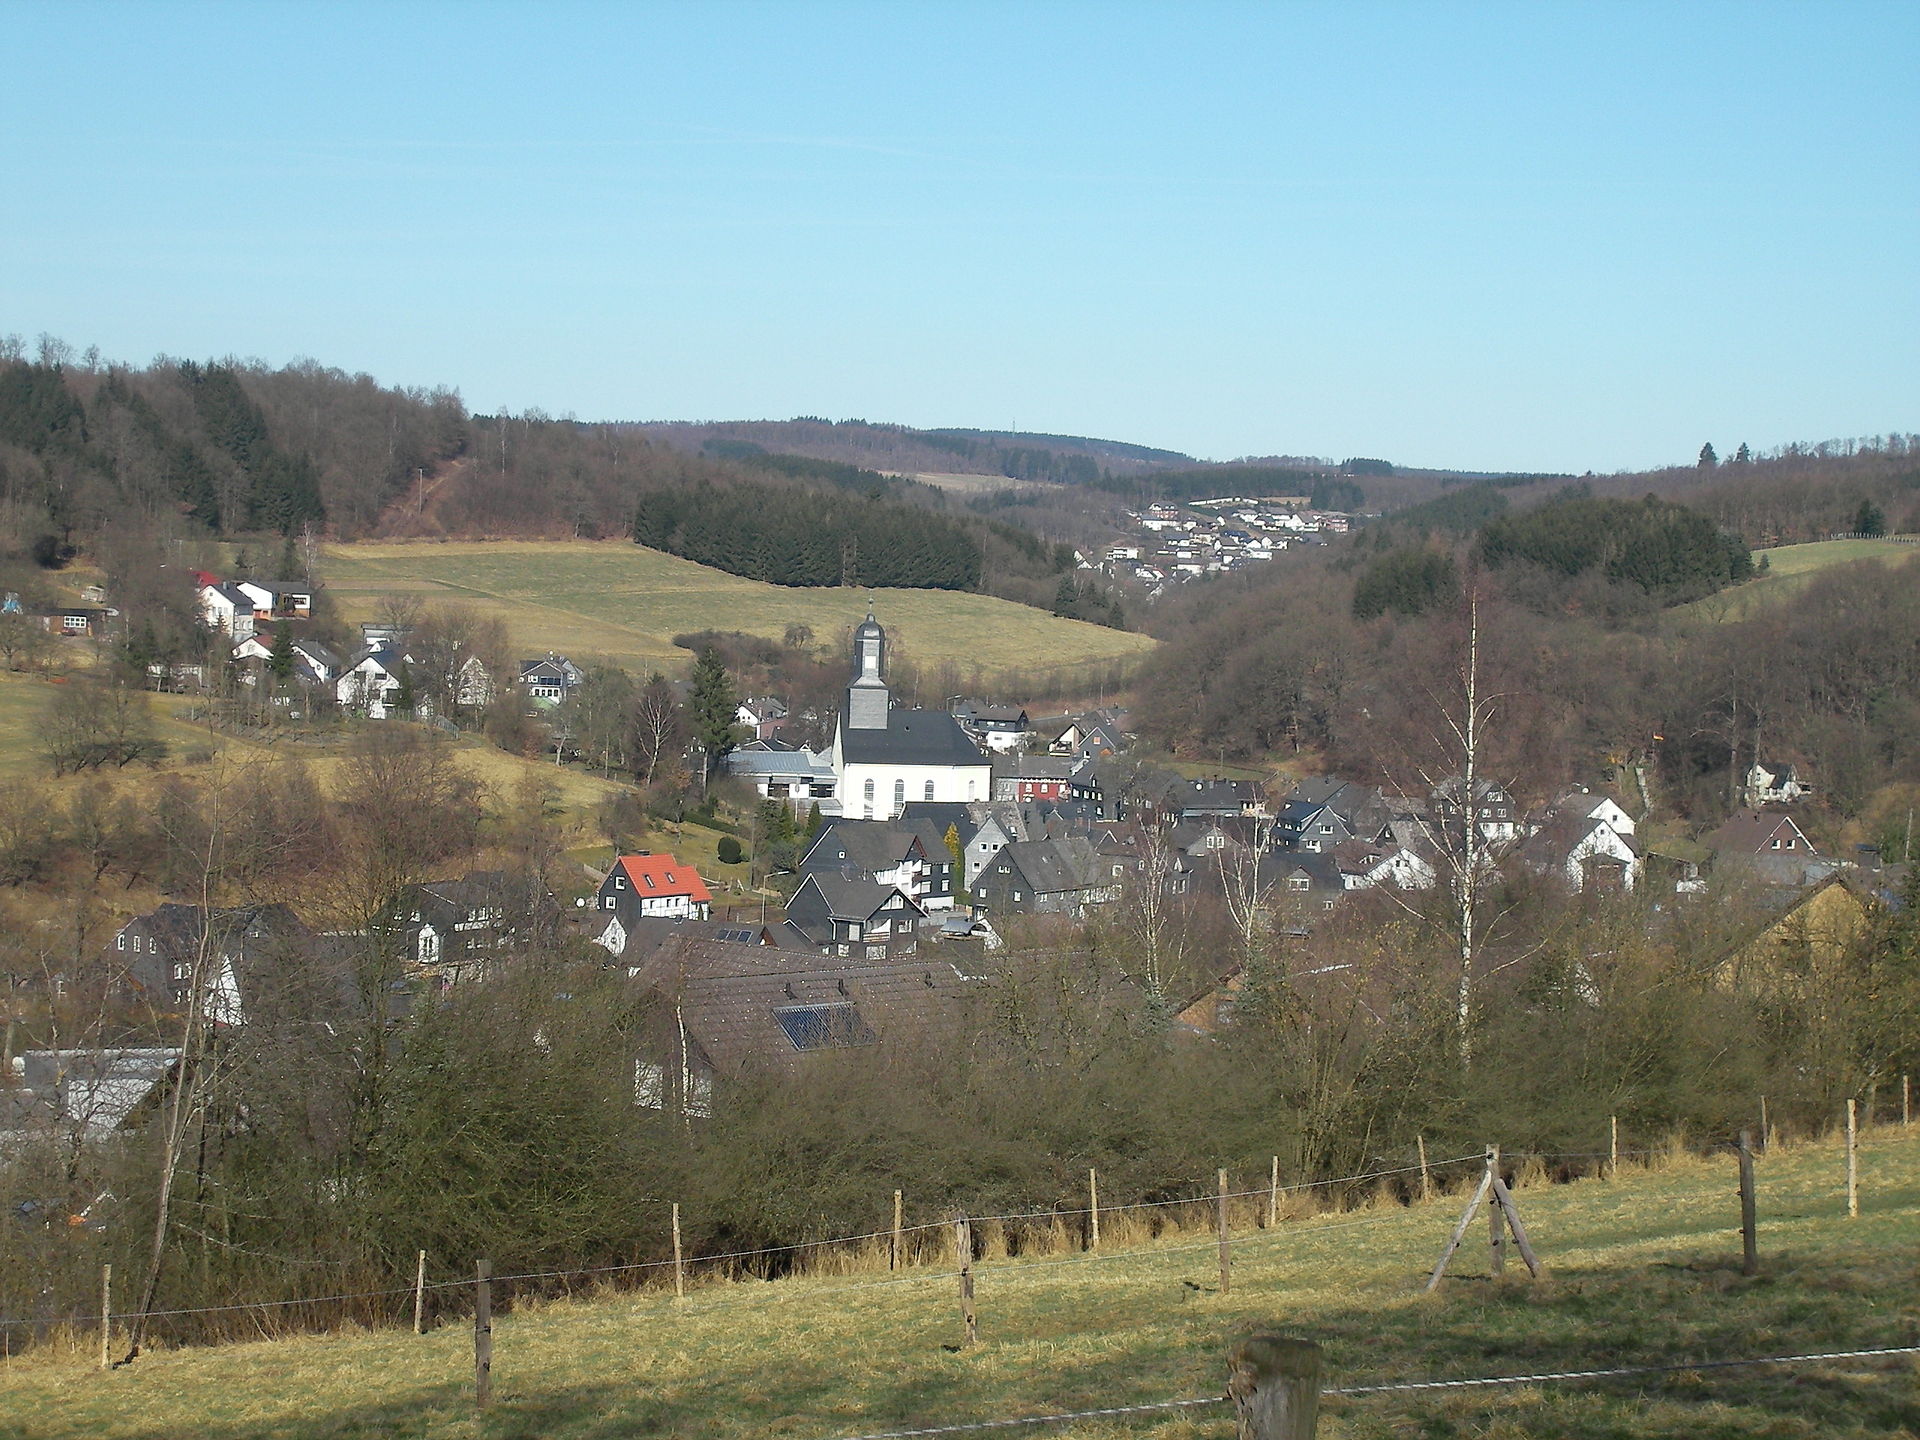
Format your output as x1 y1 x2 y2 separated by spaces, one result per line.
8 1128 1915 1439
637 417 1194 484
318 540 1154 691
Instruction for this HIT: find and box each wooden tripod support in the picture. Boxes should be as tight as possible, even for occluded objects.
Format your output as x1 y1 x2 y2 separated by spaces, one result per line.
1426 1145 1544 1291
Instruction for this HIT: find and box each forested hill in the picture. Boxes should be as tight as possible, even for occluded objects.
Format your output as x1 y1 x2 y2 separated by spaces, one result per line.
638 417 1194 485
0 352 1104 612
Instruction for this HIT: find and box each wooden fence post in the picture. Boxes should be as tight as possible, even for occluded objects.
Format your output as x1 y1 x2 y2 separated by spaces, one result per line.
1609 1115 1618 1178
1487 1146 1506 1276
473 1259 492 1410
672 1202 686 1298
1217 1169 1232 1297
413 1250 428 1334
1227 1333 1321 1439
1268 1155 1280 1228
1425 1155 1493 1291
99 1263 111 1371
953 1215 977 1346
1904 1074 1912 1127
1416 1136 1430 1203
892 1189 903 1271
1737 1129 1758 1276
1846 1100 1859 1218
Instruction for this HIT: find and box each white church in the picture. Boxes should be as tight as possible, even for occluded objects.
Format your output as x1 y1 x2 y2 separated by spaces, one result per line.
725 610 991 820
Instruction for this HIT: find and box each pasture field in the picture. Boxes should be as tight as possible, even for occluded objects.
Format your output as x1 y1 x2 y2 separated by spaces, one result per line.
7 1128 1916 1439
317 541 1154 684
1674 536 1920 624
0 670 629 834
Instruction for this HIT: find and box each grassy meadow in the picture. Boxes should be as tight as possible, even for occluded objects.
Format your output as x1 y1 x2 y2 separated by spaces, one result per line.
318 540 1155 685
7 1128 1916 1439
1673 536 1920 624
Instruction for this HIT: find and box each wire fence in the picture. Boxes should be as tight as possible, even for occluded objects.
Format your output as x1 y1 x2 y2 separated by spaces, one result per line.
0 1149 1493 1335
815 1343 1920 1440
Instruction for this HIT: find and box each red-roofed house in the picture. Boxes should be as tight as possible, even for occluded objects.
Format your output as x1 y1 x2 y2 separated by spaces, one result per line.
595 853 714 923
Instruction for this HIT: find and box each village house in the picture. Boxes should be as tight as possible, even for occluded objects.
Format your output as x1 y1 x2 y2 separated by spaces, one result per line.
629 957 975 1118
197 579 313 638
520 653 585 707
970 835 1114 917
595 853 714 923
1743 760 1814 809
952 701 1033 753
336 642 411 718
784 874 928 958
105 903 324 1025
1702 810 1830 888
799 819 956 912
724 741 839 812
736 695 790 741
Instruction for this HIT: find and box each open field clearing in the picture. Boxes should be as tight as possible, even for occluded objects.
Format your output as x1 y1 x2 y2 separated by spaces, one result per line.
1673 536 1920 624
7 1129 1916 1439
0 671 629 834
319 541 1153 685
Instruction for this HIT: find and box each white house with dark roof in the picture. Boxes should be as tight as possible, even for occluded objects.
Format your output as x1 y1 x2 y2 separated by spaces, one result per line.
830 611 991 820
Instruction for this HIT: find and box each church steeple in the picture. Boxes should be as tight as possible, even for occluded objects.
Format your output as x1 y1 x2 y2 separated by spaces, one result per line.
846 605 890 731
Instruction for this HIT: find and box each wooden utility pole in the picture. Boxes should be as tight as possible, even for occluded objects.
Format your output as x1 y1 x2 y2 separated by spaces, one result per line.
1227 1334 1322 1440
1737 1130 1758 1276
1416 1137 1431 1203
413 1250 428 1334
1268 1155 1281 1227
473 1259 493 1410
672 1202 685 1299
1217 1169 1232 1296
1088 1169 1100 1251
1846 1100 1859 1218
892 1190 904 1272
953 1216 977 1346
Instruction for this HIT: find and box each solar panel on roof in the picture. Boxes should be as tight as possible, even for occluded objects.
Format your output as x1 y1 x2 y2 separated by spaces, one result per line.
772 1004 876 1051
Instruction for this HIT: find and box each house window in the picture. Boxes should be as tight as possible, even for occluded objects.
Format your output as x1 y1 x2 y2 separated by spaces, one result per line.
866 945 887 959
925 780 935 801
634 1061 665 1108
117 934 126 950
1012 890 1023 901
894 778 905 811
1289 877 1309 892
172 962 190 981
1771 838 1781 849
615 876 626 889
605 896 616 909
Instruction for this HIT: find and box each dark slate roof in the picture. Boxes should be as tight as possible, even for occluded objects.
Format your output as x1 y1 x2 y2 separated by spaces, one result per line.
622 925 821 991
796 873 924 924
674 960 975 1075
839 708 988 767
1258 852 1345 893
802 821 926 874
898 802 978 845
998 836 1101 895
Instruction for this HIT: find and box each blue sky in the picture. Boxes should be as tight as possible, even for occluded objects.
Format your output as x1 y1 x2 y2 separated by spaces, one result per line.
3 1 1915 472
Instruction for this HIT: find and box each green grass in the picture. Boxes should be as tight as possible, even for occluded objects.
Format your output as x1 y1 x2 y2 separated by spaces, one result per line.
1672 537 1920 624
8 1130 1917 1438
318 540 1154 684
